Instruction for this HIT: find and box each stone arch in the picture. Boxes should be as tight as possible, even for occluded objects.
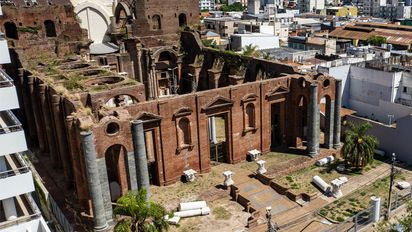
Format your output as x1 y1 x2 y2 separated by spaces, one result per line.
151 14 161 30
114 2 133 23
154 48 179 63
4 22 18 40
320 94 334 148
179 13 187 27
104 144 129 201
44 20 57 37
74 1 111 43
104 94 138 108
297 95 308 143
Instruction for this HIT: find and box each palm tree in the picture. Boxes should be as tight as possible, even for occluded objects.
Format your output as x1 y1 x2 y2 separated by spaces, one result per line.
242 44 260 57
341 122 378 168
262 52 272 60
114 189 170 232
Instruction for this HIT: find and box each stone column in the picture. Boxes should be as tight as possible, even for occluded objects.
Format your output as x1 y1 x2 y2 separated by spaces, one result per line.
209 117 217 144
29 77 46 152
19 69 36 141
333 79 342 149
307 83 320 157
39 84 58 162
51 95 72 181
151 63 158 98
131 120 151 199
126 151 138 191
80 131 108 232
136 45 143 83
324 99 335 149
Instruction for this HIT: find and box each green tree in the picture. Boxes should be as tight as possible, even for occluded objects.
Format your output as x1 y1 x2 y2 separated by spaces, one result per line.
368 35 387 46
202 39 217 48
242 44 261 57
341 122 378 168
262 52 272 60
220 2 245 12
114 189 170 232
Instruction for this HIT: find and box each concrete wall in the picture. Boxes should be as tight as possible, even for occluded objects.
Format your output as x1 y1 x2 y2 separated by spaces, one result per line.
349 98 412 123
319 64 351 107
72 0 113 43
347 114 412 164
231 34 280 51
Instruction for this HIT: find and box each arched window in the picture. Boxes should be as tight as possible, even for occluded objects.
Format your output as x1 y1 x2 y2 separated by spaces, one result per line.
178 13 187 27
178 117 191 146
152 15 161 30
4 22 18 40
44 20 57 37
245 103 255 129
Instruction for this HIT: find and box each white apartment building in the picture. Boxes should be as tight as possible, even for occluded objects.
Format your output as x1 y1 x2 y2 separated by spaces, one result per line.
200 0 215 10
0 30 50 232
298 0 325 13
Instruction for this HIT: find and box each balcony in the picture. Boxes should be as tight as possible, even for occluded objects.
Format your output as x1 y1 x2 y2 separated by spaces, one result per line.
0 111 27 155
0 69 19 111
0 153 34 200
0 193 50 232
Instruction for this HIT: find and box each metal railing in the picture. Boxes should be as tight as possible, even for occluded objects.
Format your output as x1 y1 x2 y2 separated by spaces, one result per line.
0 194 42 230
0 153 30 179
0 110 23 134
322 188 412 232
0 69 14 88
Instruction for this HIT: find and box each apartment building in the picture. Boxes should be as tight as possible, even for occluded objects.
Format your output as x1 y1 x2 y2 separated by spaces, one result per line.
200 0 215 10
0 31 50 232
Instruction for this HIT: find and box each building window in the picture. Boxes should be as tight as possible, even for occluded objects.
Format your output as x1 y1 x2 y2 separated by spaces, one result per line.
4 22 18 40
404 86 408 93
245 103 256 129
152 15 161 30
179 13 187 27
177 117 191 149
44 20 57 37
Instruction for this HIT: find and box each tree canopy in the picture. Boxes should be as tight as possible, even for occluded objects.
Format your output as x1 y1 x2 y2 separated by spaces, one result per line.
341 122 378 168
114 189 170 232
242 44 261 57
368 35 387 46
220 2 246 12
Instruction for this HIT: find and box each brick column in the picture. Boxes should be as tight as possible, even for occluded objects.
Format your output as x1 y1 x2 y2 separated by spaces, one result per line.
333 79 342 148
80 131 109 232
307 83 320 157
131 120 151 199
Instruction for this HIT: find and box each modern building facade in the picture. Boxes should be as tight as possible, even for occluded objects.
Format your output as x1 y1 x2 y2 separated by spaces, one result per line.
0 30 50 232
200 0 215 10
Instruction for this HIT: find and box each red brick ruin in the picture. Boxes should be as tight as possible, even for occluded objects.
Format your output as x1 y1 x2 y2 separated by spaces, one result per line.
0 0 341 229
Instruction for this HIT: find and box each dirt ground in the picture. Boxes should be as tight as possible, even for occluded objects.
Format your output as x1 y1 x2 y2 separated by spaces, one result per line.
150 152 302 231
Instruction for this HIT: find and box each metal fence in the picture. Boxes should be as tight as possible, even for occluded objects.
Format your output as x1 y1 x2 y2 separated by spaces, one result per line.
322 188 412 232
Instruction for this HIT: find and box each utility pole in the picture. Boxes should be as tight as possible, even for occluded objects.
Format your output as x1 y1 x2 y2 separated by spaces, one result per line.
386 153 396 220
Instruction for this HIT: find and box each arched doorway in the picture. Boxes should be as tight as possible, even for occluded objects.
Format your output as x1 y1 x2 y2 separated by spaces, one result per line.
297 95 307 146
44 20 57 37
105 144 129 202
4 22 18 40
178 13 187 27
320 95 333 148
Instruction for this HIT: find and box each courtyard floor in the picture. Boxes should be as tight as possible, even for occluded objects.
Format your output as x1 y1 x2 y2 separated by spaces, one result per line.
152 149 412 232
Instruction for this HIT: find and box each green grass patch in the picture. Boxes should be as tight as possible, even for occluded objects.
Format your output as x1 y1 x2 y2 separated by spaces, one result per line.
213 206 232 220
